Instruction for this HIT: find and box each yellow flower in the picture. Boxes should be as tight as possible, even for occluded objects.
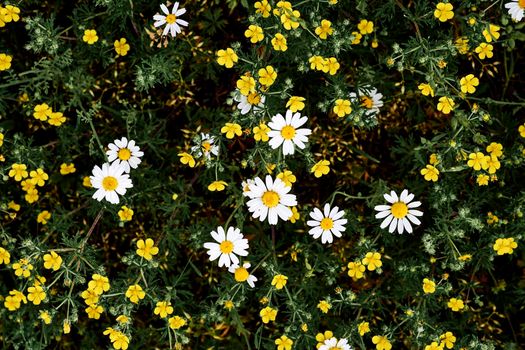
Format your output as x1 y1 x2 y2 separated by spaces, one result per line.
362 252 382 271
477 174 489 186
21 179 35 192
271 33 288 51
286 96 305 112
83 176 92 187
260 306 278 323
439 331 457 349
347 261 366 279
422 278 436 294
434 2 454 22
275 335 293 350
178 152 196 167
271 274 288 289
245 24 264 43
280 9 300 30
255 0 271 17
118 206 134 222
467 152 489 171
357 19 374 34
221 122 243 139
371 39 379 48
437 96 455 114
0 132 3 147
309 55 325 70
482 24 500 42
0 247 10 265
315 19 333 39
519 124 525 137
253 123 270 142
418 83 435 97
216 48 238 68
116 315 130 324
208 180 228 192
493 237 518 255
25 188 39 204
30 168 49 186
372 335 392 350
86 304 104 319
2 5 20 22
237 75 256 96
81 289 100 305
114 38 130 56
12 258 33 278
82 29 98 44
37 210 52 225
154 301 174 318
458 254 472 261
460 74 479 94
0 53 12 71
88 274 110 295
136 238 159 260
168 315 186 329
63 320 71 334
60 163 76 175
258 65 277 87
43 251 62 271
224 300 235 310
27 285 46 305
420 164 439 182
351 31 363 45
486 156 500 174
172 193 178 200
317 300 331 313
40 310 52 324
8 163 28 181
447 297 464 311
475 43 493 59
277 170 296 187
486 142 503 158
425 341 443 350
288 206 300 223
358 321 370 336
125 284 146 304
333 99 352 117
323 57 340 75
429 153 439 165
455 37 469 54
316 331 334 348
310 160 330 178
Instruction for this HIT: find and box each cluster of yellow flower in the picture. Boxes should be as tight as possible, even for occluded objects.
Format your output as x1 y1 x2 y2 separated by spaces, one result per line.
80 29 131 56
347 251 383 280
0 3 19 74
33 103 66 126
466 142 503 186
8 164 48 203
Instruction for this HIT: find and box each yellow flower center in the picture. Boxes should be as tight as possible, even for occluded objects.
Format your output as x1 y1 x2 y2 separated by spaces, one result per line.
262 191 280 208
118 148 131 160
219 240 234 254
360 96 373 109
329 347 343 350
166 14 177 24
391 202 408 219
320 217 334 230
247 92 261 105
202 141 212 152
519 0 525 9
102 176 118 191
234 267 249 282
280 125 296 140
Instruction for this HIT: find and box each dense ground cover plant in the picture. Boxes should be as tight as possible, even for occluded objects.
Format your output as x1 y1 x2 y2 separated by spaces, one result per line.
1 0 525 349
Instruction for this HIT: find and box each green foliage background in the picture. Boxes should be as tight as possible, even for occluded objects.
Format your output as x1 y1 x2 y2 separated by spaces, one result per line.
1 0 525 349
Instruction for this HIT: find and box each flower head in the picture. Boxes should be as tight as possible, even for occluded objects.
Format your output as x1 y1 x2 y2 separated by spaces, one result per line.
349 86 383 116
229 262 258 287
114 38 130 56
275 335 293 350
90 162 133 204
319 337 352 350
83 29 98 44
271 274 288 289
362 252 382 271
434 2 454 22
493 237 518 255
154 301 174 318
422 278 436 294
203 226 249 268
153 2 188 37
437 96 455 114
216 48 238 68
268 110 311 156
374 189 423 234
260 306 277 323
106 137 144 173
505 0 525 21
307 203 347 244
447 297 464 311
136 238 159 260
126 284 146 303
43 251 62 271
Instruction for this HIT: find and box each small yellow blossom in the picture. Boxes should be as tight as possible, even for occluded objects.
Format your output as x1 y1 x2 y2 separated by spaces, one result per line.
493 237 518 255
60 163 76 175
136 238 159 260
255 0 271 18
362 252 382 271
460 74 479 94
288 206 300 223
358 321 370 336
475 43 493 59
447 297 465 311
125 284 146 304
271 33 288 51
357 19 374 34
86 304 104 319
347 261 366 279
0 53 12 71
83 29 98 44
311 160 330 178
168 315 187 329
418 83 435 97
440 332 457 349
271 274 288 290
372 335 392 350
81 289 100 305
43 251 62 271
486 142 503 158
208 180 228 192
277 170 296 187
286 96 305 112
317 300 331 313
33 103 53 121
27 285 46 305
83 176 92 187
114 38 130 56
245 24 264 43
25 188 39 203
258 65 277 87
221 122 242 139
425 341 443 350
40 310 52 324
118 206 134 222
275 335 293 350
437 96 455 114
216 48 238 68
434 2 454 22
8 163 28 181
178 152 196 167
88 274 110 295
467 152 489 171
420 164 439 182
260 306 278 323
422 278 436 294
0 247 11 265
315 19 333 39
323 57 340 75
237 75 256 96
154 301 174 318
482 24 500 43
12 258 33 278
333 99 352 117
253 123 270 142
477 174 489 186
30 168 49 186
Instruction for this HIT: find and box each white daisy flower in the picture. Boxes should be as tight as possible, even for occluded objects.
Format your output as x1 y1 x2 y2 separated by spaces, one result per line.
203 226 249 268
374 189 423 234
505 0 525 21
241 179 256 197
191 133 219 160
153 2 188 37
306 203 347 244
245 175 297 225
349 86 384 117
106 137 144 173
319 337 352 350
228 262 257 288
90 162 133 204
234 90 265 115
267 110 312 156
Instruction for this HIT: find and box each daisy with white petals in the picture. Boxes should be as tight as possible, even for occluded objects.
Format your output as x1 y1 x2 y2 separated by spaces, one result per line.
349 86 384 117
228 262 257 288
505 0 525 21
374 189 423 234
245 175 297 225
106 137 144 173
234 89 265 115
307 203 347 244
191 133 219 160
203 226 249 268
153 2 188 37
90 162 133 204
319 337 352 350
268 110 311 156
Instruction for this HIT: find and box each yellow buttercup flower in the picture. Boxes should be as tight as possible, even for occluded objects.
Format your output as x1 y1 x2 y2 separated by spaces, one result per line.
88 274 110 295
422 278 436 294
208 180 228 192
372 335 392 350
357 19 374 34
253 123 270 142
216 48 238 68
275 335 293 350
260 306 278 323
136 238 159 260
315 19 333 39
118 206 134 222
467 152 489 171
311 160 330 178
0 53 12 71
236 75 256 96
362 252 382 271
60 163 76 175
271 33 288 51
358 322 370 336
420 164 439 182
317 300 331 313
271 274 288 289
493 237 518 255
288 206 300 223
221 122 242 139
482 24 500 43
0 247 11 265
276 170 296 187
437 96 455 114
286 96 305 112
475 43 493 59
323 57 340 75
86 304 104 319
178 152 196 167
460 74 479 94
245 24 264 43
254 0 271 17
125 284 146 303
168 315 186 329
27 286 46 305
258 66 277 87
43 251 62 271
418 83 435 97
154 300 174 318
37 210 52 225
347 261 365 279
82 29 98 44
486 142 503 158
8 163 28 181
114 38 130 56
447 297 464 311
434 2 454 22
333 99 352 117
